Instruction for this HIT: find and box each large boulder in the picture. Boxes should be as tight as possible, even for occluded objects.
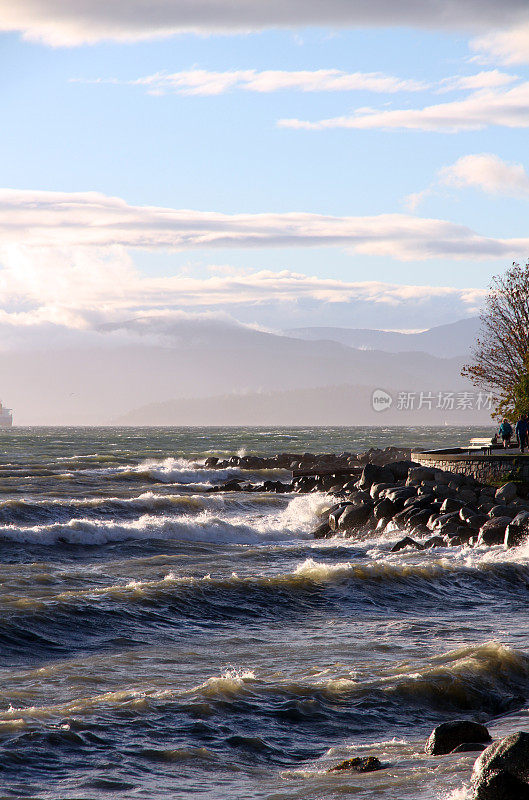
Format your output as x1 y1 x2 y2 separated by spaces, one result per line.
370 482 396 500
505 512 529 548
383 487 417 508
359 463 394 488
328 503 351 531
338 503 372 532
373 498 396 519
425 720 491 756
477 517 512 546
489 505 518 519
388 460 416 480
440 498 465 513
430 511 460 531
495 482 518 504
313 520 331 539
470 732 529 799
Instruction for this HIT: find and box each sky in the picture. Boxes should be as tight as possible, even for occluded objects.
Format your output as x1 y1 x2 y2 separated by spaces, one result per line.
2 0 529 344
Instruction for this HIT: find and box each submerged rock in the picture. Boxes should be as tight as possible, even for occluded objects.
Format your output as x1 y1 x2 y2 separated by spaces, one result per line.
329 756 383 773
451 742 488 754
425 720 491 756
471 732 529 799
391 536 424 552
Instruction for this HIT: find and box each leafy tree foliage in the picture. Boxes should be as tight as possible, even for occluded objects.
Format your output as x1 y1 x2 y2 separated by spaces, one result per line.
462 262 529 420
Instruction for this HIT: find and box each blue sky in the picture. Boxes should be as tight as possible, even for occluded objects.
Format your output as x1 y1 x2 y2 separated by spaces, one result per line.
2 2 529 336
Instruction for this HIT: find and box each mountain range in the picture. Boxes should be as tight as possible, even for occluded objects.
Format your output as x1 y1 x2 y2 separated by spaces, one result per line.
3 315 489 425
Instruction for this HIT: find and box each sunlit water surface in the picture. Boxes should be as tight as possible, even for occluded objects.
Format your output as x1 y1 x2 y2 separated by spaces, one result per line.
1 425 527 800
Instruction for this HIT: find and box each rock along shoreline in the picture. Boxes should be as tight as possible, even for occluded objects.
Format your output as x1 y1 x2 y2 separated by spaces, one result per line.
204 446 529 551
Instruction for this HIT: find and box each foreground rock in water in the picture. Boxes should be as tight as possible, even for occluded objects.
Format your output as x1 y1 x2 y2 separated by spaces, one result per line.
470 732 529 799
328 756 383 773
425 721 491 756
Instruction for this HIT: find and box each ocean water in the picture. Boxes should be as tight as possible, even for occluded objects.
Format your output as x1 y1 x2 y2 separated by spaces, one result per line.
3 425 529 800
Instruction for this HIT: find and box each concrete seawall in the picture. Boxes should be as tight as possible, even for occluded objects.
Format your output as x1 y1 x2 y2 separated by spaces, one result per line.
411 449 529 484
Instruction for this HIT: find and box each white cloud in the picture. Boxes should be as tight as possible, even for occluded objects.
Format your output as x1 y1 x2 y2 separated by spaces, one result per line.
0 188 528 262
471 23 529 65
279 80 529 133
404 153 529 209
76 68 428 96
2 0 529 46
439 153 529 197
437 70 517 92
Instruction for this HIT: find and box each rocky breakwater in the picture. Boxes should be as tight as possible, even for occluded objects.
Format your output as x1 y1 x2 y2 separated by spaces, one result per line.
313 460 529 550
203 446 411 494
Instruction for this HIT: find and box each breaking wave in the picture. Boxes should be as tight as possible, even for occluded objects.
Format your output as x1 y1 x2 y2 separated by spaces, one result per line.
0 494 322 546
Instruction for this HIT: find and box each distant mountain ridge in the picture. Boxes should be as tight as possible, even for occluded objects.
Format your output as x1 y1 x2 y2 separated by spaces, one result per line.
117 383 494 426
1 316 485 424
285 317 480 358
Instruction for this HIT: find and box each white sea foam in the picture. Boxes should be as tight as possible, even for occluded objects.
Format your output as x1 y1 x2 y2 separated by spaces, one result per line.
0 492 320 546
82 456 290 487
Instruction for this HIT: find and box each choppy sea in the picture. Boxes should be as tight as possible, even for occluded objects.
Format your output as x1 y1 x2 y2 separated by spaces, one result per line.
2 425 529 800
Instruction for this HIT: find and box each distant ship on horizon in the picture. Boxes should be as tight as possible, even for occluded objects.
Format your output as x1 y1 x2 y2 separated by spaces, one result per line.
0 401 13 428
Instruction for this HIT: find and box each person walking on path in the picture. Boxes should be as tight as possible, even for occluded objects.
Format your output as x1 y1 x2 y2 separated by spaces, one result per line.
516 414 529 453
499 418 513 448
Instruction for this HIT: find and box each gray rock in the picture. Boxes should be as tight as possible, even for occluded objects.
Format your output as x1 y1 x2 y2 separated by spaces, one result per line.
459 488 478 505
434 470 451 485
471 732 529 799
505 512 529 548
329 756 383 773
451 742 488 753
467 513 490 531
489 505 517 519
430 511 460 531
373 498 395 519
433 485 452 500
407 466 435 483
383 487 417 508
338 503 372 531
391 536 424 552
388 460 416 480
359 463 394 488
370 482 397 500
472 770 529 799
328 503 351 531
425 720 491 756
495 482 518 503
422 535 448 549
313 521 331 539
477 517 512 546
440 498 465 513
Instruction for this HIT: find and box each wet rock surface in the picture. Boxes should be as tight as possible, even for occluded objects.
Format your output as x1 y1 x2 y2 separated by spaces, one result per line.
328 756 383 773
203 447 529 552
470 732 529 799
425 720 492 756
